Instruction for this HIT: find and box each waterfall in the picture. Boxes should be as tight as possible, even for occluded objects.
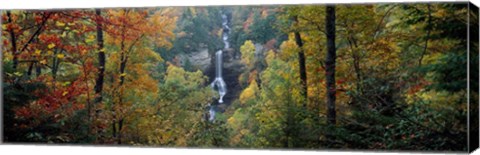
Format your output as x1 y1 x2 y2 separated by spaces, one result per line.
211 50 227 103
208 10 230 122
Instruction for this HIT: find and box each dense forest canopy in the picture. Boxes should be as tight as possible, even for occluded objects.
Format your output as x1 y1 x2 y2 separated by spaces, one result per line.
1 3 478 152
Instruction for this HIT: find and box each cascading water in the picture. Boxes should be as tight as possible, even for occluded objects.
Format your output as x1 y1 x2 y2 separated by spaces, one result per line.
208 10 231 122
211 50 227 103
221 13 230 49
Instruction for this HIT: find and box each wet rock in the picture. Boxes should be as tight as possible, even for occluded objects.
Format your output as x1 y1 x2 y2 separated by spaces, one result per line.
178 48 211 72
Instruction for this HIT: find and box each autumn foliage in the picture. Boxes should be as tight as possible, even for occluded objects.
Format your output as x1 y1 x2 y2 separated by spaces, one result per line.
1 3 477 151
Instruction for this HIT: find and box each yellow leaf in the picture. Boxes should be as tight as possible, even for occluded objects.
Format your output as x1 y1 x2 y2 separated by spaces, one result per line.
13 72 22 77
61 32 67 38
99 48 106 52
63 81 71 86
85 35 95 43
57 54 65 59
56 21 65 27
85 38 94 43
62 91 68 96
39 60 47 64
2 24 6 30
47 50 53 55
35 49 41 55
120 73 127 77
48 43 55 49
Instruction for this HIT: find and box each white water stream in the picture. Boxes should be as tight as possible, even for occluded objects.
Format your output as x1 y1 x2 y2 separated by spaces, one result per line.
208 11 231 122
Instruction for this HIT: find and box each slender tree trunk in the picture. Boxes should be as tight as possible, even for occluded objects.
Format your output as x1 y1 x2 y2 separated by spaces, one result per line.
116 52 128 144
325 5 337 125
27 62 34 76
293 16 308 108
35 63 42 77
119 55 127 85
51 49 60 80
346 36 363 104
116 47 127 144
93 9 106 142
6 11 18 70
27 38 39 77
111 121 117 142
114 10 128 143
94 9 106 106
418 4 432 67
118 118 124 144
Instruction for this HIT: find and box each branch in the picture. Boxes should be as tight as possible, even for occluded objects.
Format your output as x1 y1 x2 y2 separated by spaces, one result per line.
297 16 327 35
373 5 397 39
19 12 52 53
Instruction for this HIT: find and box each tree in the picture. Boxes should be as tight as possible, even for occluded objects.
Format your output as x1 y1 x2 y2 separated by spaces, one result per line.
93 9 105 108
293 15 307 108
325 5 337 125
102 8 176 144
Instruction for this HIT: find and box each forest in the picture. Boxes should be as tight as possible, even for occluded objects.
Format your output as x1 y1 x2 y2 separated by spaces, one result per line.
1 3 479 152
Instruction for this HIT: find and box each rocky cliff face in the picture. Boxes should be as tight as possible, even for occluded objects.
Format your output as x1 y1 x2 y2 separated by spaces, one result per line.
177 48 211 72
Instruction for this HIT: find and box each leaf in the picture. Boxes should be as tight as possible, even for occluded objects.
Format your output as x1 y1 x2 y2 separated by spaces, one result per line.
35 49 41 55
62 81 71 86
57 54 65 59
62 91 68 96
48 43 56 49
61 32 67 38
13 72 23 77
47 50 53 55
85 38 94 43
85 35 96 43
120 73 127 77
1 24 6 30
39 59 47 64
56 21 66 27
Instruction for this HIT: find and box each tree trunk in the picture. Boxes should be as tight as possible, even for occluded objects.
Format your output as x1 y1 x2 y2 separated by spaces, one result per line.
27 62 34 76
118 118 124 144
94 9 106 106
346 35 363 105
119 56 127 85
51 49 60 80
93 9 106 141
114 9 128 143
293 16 308 108
35 63 42 77
325 5 337 125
